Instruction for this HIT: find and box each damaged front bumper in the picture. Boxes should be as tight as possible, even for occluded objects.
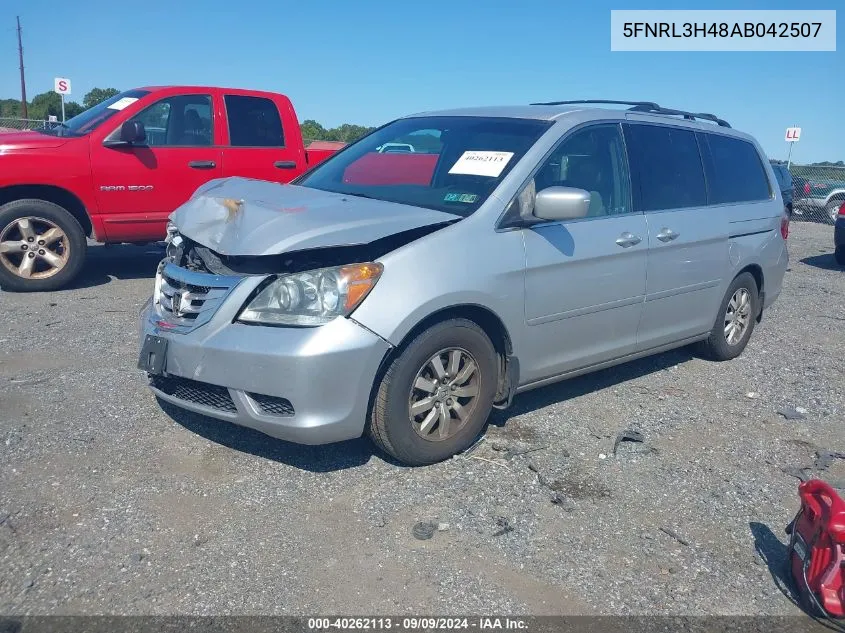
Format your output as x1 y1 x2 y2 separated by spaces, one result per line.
138 264 392 445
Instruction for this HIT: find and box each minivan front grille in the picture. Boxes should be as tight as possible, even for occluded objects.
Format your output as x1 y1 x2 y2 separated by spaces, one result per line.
153 262 242 333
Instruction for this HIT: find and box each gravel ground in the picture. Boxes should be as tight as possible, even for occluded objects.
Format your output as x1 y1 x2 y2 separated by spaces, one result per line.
0 221 843 616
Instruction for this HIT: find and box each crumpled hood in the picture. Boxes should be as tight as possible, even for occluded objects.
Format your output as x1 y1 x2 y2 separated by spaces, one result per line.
170 177 461 256
0 131 71 151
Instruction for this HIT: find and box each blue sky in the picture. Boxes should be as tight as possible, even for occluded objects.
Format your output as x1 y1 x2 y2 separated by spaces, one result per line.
3 0 842 162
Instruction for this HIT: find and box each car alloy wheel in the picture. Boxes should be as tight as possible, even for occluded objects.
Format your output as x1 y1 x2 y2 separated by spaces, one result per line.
0 216 70 280
724 288 751 346
408 347 480 441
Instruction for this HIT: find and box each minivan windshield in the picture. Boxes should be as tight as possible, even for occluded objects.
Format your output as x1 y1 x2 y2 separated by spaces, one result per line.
38 89 150 137
296 116 552 216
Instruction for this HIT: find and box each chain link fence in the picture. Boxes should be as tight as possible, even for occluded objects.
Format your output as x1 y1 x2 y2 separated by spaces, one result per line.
0 117 61 133
773 161 845 225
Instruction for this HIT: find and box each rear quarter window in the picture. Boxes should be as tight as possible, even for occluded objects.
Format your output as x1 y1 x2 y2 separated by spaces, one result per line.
702 134 771 204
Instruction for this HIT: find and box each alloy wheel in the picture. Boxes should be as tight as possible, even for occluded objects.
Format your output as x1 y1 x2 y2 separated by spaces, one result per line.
0 216 70 280
408 347 480 441
724 288 751 346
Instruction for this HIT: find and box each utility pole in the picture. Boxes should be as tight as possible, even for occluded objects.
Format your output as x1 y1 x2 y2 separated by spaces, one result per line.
17 16 28 119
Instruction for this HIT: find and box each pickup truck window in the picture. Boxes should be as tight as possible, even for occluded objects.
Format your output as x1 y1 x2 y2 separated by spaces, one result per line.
38 89 150 137
296 116 551 217
224 95 285 147
124 94 213 147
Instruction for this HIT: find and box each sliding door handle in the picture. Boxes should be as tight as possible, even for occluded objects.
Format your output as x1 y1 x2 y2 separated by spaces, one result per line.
656 228 679 242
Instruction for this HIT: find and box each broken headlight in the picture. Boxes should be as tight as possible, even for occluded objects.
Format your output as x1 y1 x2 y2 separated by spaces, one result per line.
164 221 184 262
237 263 383 326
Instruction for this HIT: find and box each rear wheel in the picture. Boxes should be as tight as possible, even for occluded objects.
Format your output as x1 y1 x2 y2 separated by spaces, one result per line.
698 272 759 361
0 199 87 292
368 318 498 466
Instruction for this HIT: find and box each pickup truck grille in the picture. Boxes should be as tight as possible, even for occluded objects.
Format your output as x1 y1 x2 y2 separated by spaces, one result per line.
153 262 242 334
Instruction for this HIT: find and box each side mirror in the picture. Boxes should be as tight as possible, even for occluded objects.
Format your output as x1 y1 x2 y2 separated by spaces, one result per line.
533 186 591 221
117 120 146 144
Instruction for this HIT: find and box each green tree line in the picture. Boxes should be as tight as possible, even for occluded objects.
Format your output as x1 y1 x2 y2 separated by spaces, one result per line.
0 87 120 120
300 119 376 143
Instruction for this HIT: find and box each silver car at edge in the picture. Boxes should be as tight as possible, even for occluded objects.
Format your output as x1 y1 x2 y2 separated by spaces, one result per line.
138 100 790 466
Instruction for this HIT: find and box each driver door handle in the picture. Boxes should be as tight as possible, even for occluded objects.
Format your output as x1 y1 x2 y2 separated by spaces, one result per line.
656 227 679 242
615 232 642 248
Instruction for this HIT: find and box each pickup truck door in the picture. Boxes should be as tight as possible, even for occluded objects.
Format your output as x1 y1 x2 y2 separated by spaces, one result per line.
90 92 222 242
219 94 305 183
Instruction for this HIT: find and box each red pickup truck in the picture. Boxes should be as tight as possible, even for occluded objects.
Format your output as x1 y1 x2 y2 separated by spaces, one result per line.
0 86 343 292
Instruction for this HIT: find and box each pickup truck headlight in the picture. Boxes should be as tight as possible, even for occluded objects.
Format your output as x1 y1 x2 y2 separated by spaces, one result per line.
238 263 383 326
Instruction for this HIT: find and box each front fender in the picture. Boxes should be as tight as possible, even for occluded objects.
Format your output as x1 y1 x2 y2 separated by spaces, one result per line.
350 216 527 356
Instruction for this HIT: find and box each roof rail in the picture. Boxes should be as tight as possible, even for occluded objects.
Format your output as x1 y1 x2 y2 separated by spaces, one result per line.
627 104 731 128
529 99 731 128
530 99 661 109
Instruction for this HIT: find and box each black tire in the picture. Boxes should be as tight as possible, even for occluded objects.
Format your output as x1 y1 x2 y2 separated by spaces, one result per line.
835 246 845 267
368 318 498 466
0 199 87 292
698 272 759 362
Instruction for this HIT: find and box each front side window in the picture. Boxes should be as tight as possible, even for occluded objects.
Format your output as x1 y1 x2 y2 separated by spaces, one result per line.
704 134 771 204
122 94 213 147
224 95 284 147
532 123 632 217
625 123 706 211
296 116 551 217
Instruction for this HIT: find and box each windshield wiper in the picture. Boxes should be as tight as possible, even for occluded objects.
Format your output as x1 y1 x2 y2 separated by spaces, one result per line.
339 191 379 200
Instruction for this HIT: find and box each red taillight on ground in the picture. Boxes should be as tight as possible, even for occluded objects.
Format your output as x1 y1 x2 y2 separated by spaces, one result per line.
781 215 790 239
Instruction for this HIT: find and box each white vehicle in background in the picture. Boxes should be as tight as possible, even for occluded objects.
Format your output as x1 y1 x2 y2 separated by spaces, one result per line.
377 142 415 153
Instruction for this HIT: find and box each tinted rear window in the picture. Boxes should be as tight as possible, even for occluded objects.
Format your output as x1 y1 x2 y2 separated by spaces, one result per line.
703 134 771 204
624 124 706 211
224 95 285 147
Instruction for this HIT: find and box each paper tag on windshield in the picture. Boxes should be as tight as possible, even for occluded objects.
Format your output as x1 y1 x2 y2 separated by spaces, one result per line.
448 151 514 178
107 97 139 111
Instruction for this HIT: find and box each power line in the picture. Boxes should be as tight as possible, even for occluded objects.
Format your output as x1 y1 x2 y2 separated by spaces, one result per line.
17 16 28 118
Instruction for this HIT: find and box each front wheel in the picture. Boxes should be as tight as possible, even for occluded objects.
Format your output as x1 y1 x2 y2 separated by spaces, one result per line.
698 272 759 361
368 318 498 466
0 199 87 292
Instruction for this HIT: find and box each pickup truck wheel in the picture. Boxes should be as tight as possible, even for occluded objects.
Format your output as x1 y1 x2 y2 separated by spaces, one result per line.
0 199 87 292
698 272 759 362
368 318 498 466
827 200 843 224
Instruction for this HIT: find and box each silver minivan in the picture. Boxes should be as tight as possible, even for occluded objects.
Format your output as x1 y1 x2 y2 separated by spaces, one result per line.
138 100 789 465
